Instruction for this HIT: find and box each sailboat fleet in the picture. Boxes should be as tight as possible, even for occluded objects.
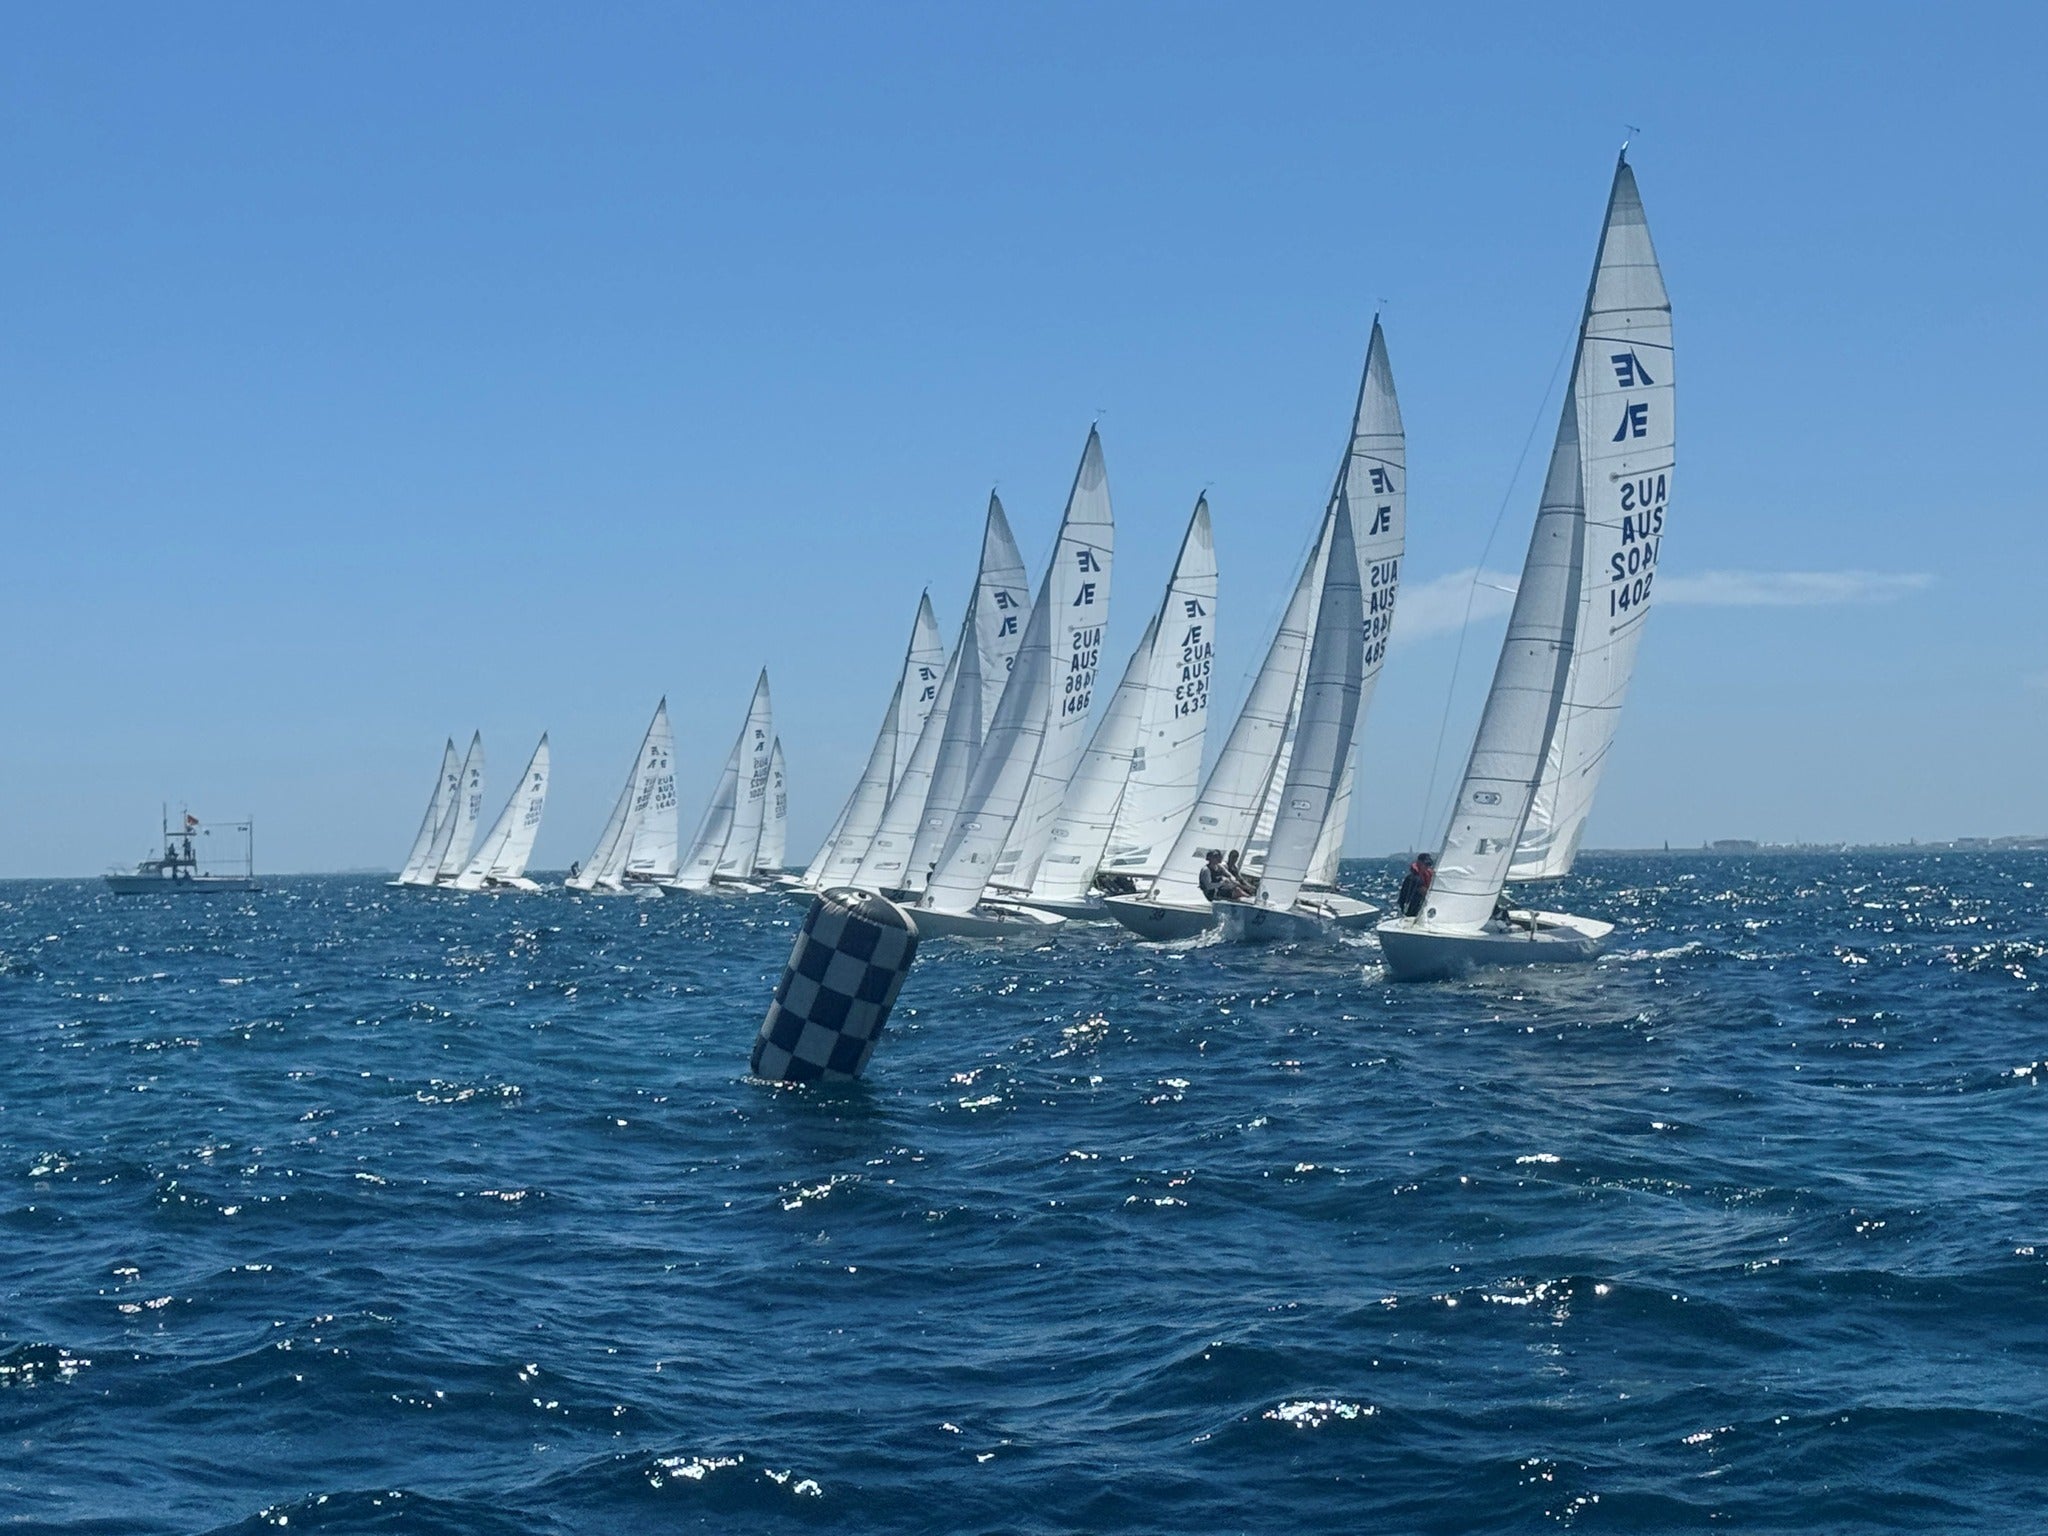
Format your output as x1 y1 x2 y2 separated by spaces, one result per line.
388 154 1673 981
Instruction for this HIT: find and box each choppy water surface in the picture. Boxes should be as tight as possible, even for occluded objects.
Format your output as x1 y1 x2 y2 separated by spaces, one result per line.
3 853 2045 1533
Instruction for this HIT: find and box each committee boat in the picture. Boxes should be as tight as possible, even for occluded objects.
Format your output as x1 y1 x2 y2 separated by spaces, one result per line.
1378 152 1671 981
105 810 260 893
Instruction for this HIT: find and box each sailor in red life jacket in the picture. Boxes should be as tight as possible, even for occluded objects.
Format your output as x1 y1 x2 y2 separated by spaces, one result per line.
1396 852 1435 917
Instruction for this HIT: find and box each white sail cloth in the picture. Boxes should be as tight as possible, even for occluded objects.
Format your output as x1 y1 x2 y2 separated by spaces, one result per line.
757 739 788 875
1096 497 1219 884
455 735 550 889
1428 155 1672 927
849 499 1026 893
432 733 485 882
570 700 672 890
676 671 773 889
1253 503 1364 911
802 593 946 888
398 740 459 885
990 429 1115 894
1028 613 1158 901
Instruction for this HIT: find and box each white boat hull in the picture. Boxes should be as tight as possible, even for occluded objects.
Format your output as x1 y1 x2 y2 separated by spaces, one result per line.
1102 895 1218 942
1212 893 1377 944
909 901 1066 939
105 874 260 895
1007 894 1113 922
1375 910 1614 981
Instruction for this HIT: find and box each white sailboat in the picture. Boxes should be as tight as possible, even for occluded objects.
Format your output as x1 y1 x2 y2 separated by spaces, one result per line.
755 738 788 879
1019 493 1219 918
568 700 672 894
670 671 775 893
1107 318 1406 940
621 705 679 889
986 431 1115 901
453 735 550 892
430 733 486 885
393 739 459 886
1378 153 1671 981
798 593 946 890
914 431 1113 937
1218 499 1367 942
855 496 1025 896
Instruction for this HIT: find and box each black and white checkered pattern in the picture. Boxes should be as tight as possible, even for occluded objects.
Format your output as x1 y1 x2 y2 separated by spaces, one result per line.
750 888 920 1083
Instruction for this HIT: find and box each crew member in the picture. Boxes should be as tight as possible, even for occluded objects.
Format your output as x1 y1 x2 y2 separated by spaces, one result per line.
1198 849 1244 902
1396 852 1435 917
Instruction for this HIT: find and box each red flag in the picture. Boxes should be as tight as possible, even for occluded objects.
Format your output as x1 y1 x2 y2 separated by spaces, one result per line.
184 813 200 830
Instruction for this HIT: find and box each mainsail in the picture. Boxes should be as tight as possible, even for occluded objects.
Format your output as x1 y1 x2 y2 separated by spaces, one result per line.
802 593 945 887
855 499 1024 892
1511 158 1674 881
622 703 679 882
1028 614 1157 901
1098 496 1219 881
571 700 670 890
455 734 550 889
432 732 486 883
893 617 983 892
1253 503 1364 912
920 595 1052 915
398 739 459 885
674 673 774 890
990 428 1115 894
716 673 774 879
756 738 788 876
1430 153 1670 927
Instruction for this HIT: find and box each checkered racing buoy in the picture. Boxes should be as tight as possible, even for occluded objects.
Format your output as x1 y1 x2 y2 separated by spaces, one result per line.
750 888 920 1083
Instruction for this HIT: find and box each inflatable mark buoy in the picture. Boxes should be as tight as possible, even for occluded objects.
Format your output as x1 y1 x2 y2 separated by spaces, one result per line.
751 888 920 1083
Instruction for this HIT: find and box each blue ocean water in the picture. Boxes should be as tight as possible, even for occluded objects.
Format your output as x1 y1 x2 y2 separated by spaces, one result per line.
3 854 2045 1534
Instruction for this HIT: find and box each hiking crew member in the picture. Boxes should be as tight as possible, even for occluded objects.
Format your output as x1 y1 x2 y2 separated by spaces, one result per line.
1199 849 1246 902
1396 853 1435 917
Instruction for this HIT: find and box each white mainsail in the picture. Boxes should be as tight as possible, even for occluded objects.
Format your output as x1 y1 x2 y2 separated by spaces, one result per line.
674 742 741 890
1099 497 1219 881
398 739 459 885
572 701 671 890
756 738 788 875
919 594 1052 915
1252 504 1365 912
1028 614 1157 901
1511 159 1674 881
972 492 1031 735
1429 155 1670 927
990 428 1115 894
623 703 678 882
1148 518 1327 908
716 672 776 881
455 734 550 889
432 732 485 883
856 499 1026 892
894 616 983 893
806 594 945 890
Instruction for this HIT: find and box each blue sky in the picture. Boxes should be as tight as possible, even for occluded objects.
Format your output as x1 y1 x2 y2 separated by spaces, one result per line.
2 2 2041 875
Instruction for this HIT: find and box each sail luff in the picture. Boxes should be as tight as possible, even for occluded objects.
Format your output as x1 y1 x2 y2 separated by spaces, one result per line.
455 734 549 888
756 738 788 875
571 704 661 890
894 616 983 893
714 671 774 878
622 702 679 880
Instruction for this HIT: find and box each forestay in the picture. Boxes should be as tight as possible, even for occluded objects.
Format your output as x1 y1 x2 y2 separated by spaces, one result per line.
1512 159 1674 881
991 429 1114 894
1099 498 1219 881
